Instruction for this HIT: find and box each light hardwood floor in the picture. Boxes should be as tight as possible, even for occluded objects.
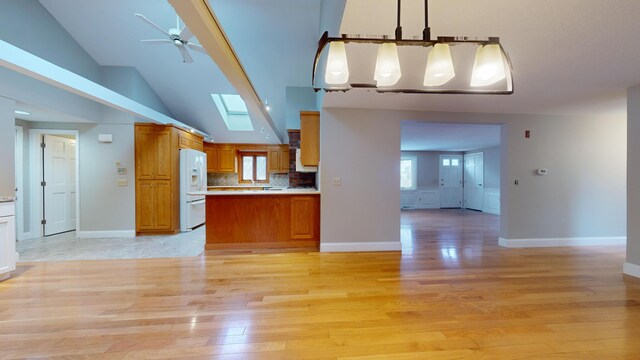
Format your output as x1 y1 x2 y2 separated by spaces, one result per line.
1 209 640 359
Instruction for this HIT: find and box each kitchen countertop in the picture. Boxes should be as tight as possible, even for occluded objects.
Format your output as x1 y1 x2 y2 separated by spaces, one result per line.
191 189 320 196
0 197 16 203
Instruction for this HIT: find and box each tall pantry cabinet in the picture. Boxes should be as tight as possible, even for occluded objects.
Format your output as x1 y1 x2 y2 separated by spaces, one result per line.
134 123 203 234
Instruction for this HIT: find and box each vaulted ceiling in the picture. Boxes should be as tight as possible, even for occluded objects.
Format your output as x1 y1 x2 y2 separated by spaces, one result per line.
20 0 640 148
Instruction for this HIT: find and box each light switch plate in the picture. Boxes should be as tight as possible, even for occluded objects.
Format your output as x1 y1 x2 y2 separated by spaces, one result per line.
117 179 128 187
117 168 127 175
332 177 341 186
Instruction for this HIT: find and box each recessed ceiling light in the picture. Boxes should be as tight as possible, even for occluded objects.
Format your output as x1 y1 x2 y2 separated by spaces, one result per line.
14 110 30 115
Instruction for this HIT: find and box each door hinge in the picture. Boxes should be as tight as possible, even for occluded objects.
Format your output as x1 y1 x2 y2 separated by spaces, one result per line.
41 219 46 225
40 142 46 148
41 181 46 187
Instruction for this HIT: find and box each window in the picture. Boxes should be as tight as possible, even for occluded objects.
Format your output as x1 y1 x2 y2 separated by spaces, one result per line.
211 94 254 131
442 159 450 166
400 156 417 190
239 152 267 183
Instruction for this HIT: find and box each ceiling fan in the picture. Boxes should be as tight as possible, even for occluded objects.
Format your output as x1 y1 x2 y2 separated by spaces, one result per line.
135 13 206 63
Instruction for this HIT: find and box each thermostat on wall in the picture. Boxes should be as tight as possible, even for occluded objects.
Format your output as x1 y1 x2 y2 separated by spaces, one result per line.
537 168 548 175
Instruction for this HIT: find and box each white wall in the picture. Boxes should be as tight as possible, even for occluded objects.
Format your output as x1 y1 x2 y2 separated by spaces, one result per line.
0 97 15 197
320 108 401 251
626 86 640 275
320 108 626 249
0 0 101 83
286 86 317 130
25 121 135 234
101 66 173 118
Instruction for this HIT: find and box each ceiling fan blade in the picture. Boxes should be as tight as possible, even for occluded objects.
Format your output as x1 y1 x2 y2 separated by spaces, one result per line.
178 46 194 63
186 43 206 54
141 39 172 45
180 26 194 42
135 13 169 37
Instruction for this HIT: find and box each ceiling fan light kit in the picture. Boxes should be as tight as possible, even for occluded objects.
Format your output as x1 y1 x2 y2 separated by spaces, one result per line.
135 13 207 64
312 0 514 95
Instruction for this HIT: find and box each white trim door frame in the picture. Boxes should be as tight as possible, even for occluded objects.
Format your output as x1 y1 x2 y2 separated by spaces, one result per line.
14 126 25 241
28 129 80 239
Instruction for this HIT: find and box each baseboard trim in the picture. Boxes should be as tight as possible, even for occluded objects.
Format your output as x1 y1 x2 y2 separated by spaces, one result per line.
76 230 136 239
17 231 34 241
623 262 640 278
320 241 402 253
499 236 626 248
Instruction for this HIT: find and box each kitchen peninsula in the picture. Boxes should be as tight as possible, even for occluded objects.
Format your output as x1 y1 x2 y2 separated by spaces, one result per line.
193 189 320 250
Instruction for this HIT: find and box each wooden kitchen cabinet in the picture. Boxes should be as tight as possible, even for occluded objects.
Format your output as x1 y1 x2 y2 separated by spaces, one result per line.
267 145 290 173
178 131 204 151
134 126 170 180
134 123 187 234
135 180 172 231
205 145 218 172
205 193 320 250
217 145 236 172
204 143 236 173
300 111 319 166
290 196 317 239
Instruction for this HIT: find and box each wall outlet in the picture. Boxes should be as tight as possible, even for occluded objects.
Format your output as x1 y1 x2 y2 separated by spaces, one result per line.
332 177 341 186
117 179 128 187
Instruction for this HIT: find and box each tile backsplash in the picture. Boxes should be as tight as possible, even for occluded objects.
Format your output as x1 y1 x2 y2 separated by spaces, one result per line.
208 173 289 187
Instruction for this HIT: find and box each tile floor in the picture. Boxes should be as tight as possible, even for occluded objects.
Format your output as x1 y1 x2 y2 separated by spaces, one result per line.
16 226 205 261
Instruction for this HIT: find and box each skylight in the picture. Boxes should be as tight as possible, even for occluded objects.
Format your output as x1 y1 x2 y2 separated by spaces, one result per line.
220 94 248 114
211 94 253 131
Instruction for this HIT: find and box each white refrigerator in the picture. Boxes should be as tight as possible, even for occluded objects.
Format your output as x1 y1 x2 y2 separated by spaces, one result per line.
180 149 207 232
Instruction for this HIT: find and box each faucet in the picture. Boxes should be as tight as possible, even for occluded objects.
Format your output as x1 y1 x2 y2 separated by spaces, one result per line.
251 179 255 186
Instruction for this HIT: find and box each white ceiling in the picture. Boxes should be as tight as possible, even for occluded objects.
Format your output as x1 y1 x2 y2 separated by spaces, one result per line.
32 0 640 145
401 122 500 152
324 0 640 117
38 0 321 143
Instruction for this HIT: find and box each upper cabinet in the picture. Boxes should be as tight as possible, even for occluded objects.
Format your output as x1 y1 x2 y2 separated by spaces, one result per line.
268 145 290 174
135 125 172 180
206 143 289 174
204 143 236 173
300 111 319 166
178 131 204 152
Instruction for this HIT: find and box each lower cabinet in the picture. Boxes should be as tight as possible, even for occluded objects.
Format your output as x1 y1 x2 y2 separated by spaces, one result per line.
290 196 316 239
205 194 320 249
136 180 172 231
0 202 16 280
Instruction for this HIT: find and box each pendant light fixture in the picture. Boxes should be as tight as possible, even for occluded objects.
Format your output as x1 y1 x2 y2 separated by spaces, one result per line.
312 0 514 95
470 44 507 87
374 43 401 87
423 43 455 86
325 41 349 85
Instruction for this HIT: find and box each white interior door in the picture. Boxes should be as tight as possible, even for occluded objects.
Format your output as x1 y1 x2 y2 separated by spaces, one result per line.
464 153 484 211
43 135 76 236
14 126 23 240
439 155 463 208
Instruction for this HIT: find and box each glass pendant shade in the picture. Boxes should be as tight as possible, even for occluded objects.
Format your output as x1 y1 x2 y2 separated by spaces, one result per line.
374 43 401 87
423 44 455 86
470 44 506 87
324 41 349 85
